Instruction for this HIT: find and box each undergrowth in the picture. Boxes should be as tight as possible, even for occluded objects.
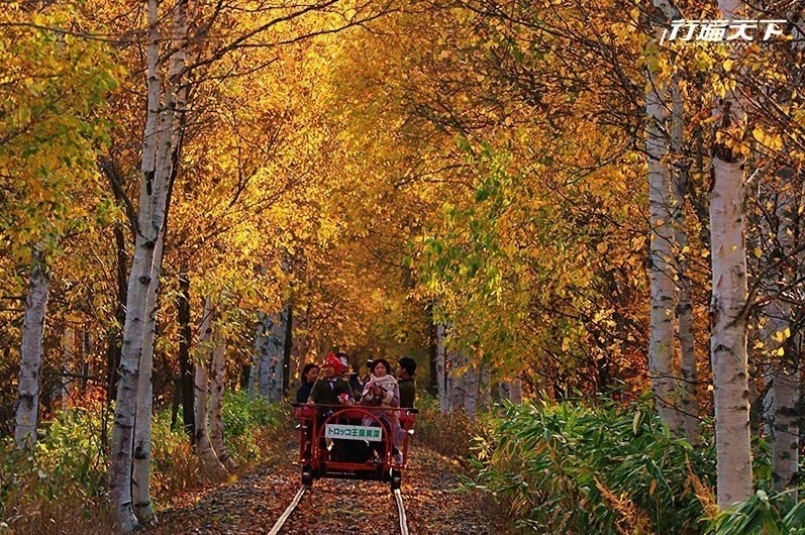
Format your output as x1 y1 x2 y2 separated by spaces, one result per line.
0 391 288 535
467 399 805 535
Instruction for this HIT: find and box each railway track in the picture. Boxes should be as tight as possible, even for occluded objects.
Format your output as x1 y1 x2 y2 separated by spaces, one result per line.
267 484 410 535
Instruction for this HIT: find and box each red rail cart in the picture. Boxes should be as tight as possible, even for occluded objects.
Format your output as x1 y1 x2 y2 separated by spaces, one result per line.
293 403 418 490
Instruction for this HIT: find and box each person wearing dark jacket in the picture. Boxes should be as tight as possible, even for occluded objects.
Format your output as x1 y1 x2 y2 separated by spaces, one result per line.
397 357 417 408
308 353 352 405
295 363 320 403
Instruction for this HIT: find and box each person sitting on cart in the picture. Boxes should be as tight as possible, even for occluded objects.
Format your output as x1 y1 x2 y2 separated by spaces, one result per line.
296 363 320 404
308 352 352 406
307 353 353 461
360 358 402 462
397 356 417 408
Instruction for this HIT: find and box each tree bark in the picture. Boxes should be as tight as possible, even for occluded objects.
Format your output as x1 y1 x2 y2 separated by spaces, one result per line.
463 360 478 419
427 302 439 396
254 308 288 401
209 325 236 471
282 304 293 397
711 0 752 508
670 77 699 443
194 297 228 478
249 312 266 398
176 272 195 438
646 57 682 434
15 255 51 450
132 228 166 524
108 0 178 527
436 324 449 414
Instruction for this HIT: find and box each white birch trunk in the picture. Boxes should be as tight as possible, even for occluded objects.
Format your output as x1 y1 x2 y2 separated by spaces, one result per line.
209 325 236 471
449 349 466 413
671 78 699 443
265 308 288 403
770 338 799 496
130 0 188 513
255 312 273 397
436 324 449 414
109 0 185 526
509 377 523 404
498 378 523 404
463 361 477 419
131 230 165 525
478 362 490 410
248 314 264 398
15 256 51 450
766 304 798 496
763 184 800 496
194 298 227 478
767 11 805 499
646 58 682 434
711 0 752 508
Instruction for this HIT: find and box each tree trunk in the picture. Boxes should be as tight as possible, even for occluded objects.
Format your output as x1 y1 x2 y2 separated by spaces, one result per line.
463 360 478 419
449 349 466 414
646 46 682 434
435 324 449 414
109 0 177 527
15 255 51 450
427 302 438 396
269 308 288 402
282 304 293 397
771 324 799 497
194 297 227 478
60 327 74 411
711 0 752 508
762 182 800 497
132 228 166 524
176 272 195 438
105 224 127 422
209 325 236 471
249 312 266 398
671 77 699 443
509 377 523 404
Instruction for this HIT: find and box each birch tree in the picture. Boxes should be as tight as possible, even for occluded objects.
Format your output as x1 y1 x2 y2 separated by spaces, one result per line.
108 0 187 528
436 323 449 414
670 78 699 443
193 297 227 478
709 0 753 508
645 13 682 433
758 176 801 498
209 325 236 471
14 254 51 450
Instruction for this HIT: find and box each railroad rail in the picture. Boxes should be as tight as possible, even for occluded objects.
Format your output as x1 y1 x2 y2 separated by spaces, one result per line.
266 484 410 535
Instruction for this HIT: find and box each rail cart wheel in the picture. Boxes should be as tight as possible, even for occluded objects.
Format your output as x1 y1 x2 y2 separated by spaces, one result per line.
390 469 402 490
302 466 314 486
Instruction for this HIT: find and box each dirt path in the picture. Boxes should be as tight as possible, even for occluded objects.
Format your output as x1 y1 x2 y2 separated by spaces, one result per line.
149 435 502 535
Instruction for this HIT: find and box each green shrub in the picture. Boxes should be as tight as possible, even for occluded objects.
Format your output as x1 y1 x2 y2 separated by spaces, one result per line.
705 489 805 534
0 406 114 534
469 400 715 535
1 392 290 534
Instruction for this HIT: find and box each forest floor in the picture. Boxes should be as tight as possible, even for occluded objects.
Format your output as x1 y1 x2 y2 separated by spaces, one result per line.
148 431 509 535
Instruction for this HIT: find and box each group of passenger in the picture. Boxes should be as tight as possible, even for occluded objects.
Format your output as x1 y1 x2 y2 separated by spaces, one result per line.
296 352 417 409
295 352 417 463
